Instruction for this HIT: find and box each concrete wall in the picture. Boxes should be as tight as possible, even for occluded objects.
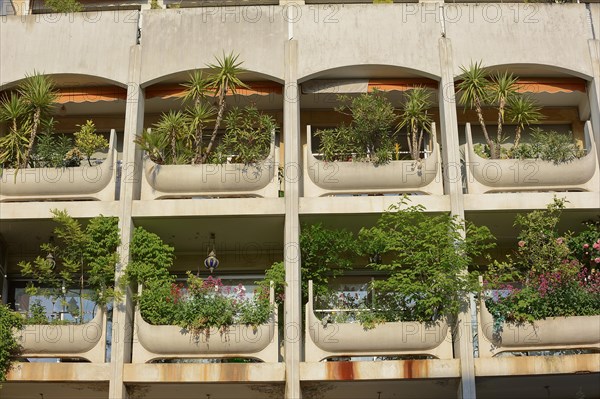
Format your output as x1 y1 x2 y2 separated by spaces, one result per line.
293 4 442 80
139 7 287 85
446 4 594 78
0 11 138 87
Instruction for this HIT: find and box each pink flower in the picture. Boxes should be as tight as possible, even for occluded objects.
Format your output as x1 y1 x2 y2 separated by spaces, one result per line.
584 243 589 249
518 240 526 248
556 237 564 245
593 242 600 250
595 257 600 264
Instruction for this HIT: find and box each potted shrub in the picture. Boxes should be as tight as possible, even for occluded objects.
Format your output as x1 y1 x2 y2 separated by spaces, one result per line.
304 197 495 361
0 74 117 201
13 209 119 363
137 53 280 200
478 199 600 357
0 304 23 384
304 89 443 197
457 62 599 193
126 227 279 363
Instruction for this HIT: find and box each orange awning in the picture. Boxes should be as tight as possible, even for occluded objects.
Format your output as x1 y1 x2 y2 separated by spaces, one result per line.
146 81 283 100
301 78 438 94
515 78 586 94
1 86 128 104
367 79 438 92
56 86 127 103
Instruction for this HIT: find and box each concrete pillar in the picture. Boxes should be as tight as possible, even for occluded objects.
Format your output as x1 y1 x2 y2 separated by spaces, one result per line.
587 40 600 161
108 44 145 399
283 38 302 399
438 37 476 399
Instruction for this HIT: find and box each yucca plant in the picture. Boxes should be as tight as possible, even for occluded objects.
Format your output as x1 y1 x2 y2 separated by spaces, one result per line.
397 87 433 162
507 96 543 148
488 72 519 159
202 52 248 164
18 72 59 168
182 71 215 164
457 61 495 158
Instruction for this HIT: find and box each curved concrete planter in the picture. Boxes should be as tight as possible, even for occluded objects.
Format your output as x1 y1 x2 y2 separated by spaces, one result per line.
14 307 107 363
304 281 452 362
478 298 600 358
0 130 117 202
464 122 600 194
132 286 279 363
303 124 443 197
140 133 279 200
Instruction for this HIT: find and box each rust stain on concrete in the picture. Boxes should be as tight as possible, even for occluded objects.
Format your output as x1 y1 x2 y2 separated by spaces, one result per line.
326 361 355 380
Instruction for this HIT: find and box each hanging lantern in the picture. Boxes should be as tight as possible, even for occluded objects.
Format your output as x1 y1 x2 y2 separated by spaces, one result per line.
204 250 219 273
202 233 219 274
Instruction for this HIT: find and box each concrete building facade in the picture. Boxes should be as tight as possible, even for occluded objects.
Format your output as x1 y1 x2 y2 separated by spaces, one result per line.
1 2 599 398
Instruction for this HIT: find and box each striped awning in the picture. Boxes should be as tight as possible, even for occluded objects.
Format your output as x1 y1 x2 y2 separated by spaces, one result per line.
301 78 438 94
145 81 283 100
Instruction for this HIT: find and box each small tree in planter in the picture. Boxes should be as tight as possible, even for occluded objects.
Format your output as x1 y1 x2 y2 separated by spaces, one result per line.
356 199 495 328
18 210 120 324
457 61 545 160
136 53 277 167
0 73 108 171
397 87 433 162
316 89 398 165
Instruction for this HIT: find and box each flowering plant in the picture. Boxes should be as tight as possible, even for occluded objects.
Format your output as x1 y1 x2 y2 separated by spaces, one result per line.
126 229 274 337
483 199 600 328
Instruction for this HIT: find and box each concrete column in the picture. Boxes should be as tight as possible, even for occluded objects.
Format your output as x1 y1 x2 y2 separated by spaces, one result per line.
438 37 476 399
108 44 145 399
587 40 600 161
283 39 302 399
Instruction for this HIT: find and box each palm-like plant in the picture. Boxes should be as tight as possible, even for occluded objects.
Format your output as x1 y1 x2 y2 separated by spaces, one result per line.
0 93 28 134
488 72 518 158
187 102 215 164
18 72 59 168
202 52 248 163
155 110 189 164
507 96 543 148
397 88 433 162
457 62 496 158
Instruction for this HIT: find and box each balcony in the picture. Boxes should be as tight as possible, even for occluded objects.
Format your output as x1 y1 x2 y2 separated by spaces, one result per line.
304 281 453 362
464 122 599 194
477 297 600 358
140 133 279 200
14 307 107 363
132 285 279 363
0 129 118 202
303 124 443 197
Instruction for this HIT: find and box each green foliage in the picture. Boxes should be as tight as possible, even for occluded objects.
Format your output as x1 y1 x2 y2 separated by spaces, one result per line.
215 106 276 164
300 224 357 301
511 128 584 165
483 199 600 327
74 121 108 166
258 261 286 304
356 199 495 325
33 132 80 168
44 0 83 12
316 90 397 165
397 88 433 161
19 210 120 322
457 61 542 159
18 72 59 168
138 54 276 166
0 304 23 383
127 227 175 284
